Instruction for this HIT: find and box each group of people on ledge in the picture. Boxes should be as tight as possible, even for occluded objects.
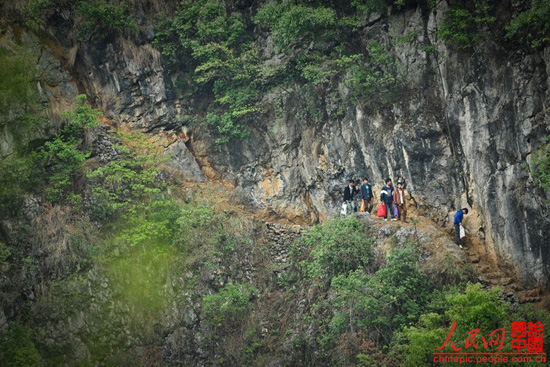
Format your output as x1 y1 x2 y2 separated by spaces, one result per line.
343 177 469 248
343 177 407 222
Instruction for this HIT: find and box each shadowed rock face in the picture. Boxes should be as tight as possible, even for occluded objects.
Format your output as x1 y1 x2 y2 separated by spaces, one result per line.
69 3 549 287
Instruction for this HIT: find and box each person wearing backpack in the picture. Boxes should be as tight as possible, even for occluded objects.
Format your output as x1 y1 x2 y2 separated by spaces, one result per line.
360 177 374 213
380 178 396 221
393 181 407 222
454 208 468 248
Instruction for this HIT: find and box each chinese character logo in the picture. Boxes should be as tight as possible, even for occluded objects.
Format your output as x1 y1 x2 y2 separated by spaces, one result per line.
434 321 544 354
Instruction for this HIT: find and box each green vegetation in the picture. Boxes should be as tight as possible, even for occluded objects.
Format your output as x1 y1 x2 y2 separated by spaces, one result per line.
154 0 257 143
532 137 550 202
86 131 167 220
22 0 56 29
439 1 496 50
75 0 138 41
506 0 550 48
300 217 373 278
254 3 339 51
346 40 404 105
328 246 429 347
0 241 11 262
438 0 550 50
0 48 39 115
154 0 405 142
352 0 404 16
285 219 550 366
34 95 100 204
0 45 43 217
0 323 40 367
203 283 257 327
21 0 137 40
100 200 182 331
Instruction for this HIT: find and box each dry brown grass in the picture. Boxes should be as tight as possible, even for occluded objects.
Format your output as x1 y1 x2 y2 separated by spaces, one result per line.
141 345 166 367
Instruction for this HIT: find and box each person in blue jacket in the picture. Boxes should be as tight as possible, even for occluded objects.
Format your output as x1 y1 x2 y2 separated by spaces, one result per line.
454 208 469 248
380 178 396 221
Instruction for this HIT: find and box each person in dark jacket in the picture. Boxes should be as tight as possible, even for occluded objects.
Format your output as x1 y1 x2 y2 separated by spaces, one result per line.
380 178 395 221
454 208 469 248
343 179 359 214
360 177 374 213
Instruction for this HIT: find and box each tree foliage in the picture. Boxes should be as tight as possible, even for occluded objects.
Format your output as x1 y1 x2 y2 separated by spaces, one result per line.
532 137 550 203
352 0 404 16
153 0 406 142
203 283 257 328
75 0 137 41
506 0 550 49
0 323 40 367
255 3 339 50
86 131 167 220
439 1 496 50
0 48 39 115
35 95 100 204
301 217 374 279
154 0 262 143
330 246 429 345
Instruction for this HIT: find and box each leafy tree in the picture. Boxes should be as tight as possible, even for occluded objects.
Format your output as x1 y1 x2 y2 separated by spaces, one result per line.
0 323 40 367
203 283 257 328
439 1 496 50
86 131 167 220
506 0 550 48
301 216 374 279
397 313 448 367
531 137 550 203
330 246 430 346
346 40 404 106
0 241 11 262
75 0 137 41
154 0 245 70
154 0 261 143
39 135 90 203
254 3 339 50
35 95 100 204
113 199 181 248
352 0 404 16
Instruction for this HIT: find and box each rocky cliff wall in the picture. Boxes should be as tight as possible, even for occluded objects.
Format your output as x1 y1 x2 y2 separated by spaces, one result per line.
67 1 550 288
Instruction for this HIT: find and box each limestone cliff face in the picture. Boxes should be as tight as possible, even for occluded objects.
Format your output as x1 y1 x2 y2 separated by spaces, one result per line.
69 2 549 288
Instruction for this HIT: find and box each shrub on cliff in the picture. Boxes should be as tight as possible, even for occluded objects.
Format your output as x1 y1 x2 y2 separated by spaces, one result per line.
506 0 550 49
439 1 496 50
75 0 137 41
203 283 257 328
34 95 100 204
329 246 429 346
532 137 550 203
0 323 40 367
300 216 374 279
